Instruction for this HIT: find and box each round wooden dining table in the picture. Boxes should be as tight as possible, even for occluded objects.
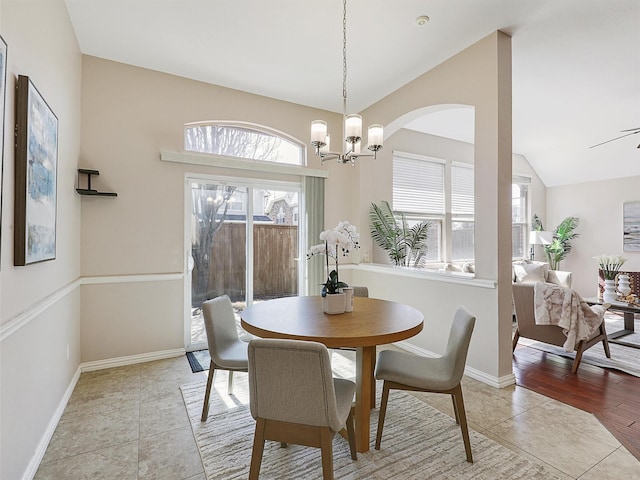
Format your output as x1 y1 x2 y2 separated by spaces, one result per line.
240 295 424 452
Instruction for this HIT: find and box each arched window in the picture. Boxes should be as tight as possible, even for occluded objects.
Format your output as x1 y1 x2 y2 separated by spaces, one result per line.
184 122 305 166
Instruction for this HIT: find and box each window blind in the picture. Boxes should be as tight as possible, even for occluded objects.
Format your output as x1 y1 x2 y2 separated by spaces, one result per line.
451 163 474 215
512 174 532 185
393 155 444 214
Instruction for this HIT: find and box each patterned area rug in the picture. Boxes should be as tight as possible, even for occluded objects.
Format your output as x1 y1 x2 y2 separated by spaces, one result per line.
180 375 558 479
521 314 640 377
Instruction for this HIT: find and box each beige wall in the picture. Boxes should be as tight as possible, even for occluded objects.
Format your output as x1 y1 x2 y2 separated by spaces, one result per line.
353 31 515 381
547 175 640 297
78 56 348 359
81 280 183 362
80 55 321 275
0 1 82 479
1 1 82 321
78 32 515 381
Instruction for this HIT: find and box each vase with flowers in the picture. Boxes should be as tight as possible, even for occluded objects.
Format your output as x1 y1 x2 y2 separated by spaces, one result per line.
307 221 360 313
594 254 627 303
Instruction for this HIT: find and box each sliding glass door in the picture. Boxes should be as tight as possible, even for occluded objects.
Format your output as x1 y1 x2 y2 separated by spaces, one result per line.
186 176 302 350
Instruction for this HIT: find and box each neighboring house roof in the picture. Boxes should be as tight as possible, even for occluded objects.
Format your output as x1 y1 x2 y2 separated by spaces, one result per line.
265 193 298 215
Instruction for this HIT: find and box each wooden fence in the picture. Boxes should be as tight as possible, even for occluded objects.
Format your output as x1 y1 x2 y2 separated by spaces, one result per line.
193 222 299 302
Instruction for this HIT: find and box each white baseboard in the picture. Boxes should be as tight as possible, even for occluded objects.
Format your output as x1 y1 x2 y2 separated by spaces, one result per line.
393 340 516 388
81 348 186 372
22 365 82 480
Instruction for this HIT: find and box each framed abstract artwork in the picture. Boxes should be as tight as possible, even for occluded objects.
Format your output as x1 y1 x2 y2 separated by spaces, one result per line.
14 75 58 265
623 201 640 252
0 36 6 269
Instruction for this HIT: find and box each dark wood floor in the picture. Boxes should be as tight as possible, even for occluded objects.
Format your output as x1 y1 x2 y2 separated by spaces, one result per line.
513 344 640 461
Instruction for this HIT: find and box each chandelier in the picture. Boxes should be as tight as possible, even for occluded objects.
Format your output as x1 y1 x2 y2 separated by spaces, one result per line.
310 0 383 165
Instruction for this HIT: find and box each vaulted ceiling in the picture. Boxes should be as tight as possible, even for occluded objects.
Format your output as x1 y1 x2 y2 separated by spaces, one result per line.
65 0 640 187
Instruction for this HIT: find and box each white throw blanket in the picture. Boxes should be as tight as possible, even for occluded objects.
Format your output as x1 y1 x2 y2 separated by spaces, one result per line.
534 282 608 352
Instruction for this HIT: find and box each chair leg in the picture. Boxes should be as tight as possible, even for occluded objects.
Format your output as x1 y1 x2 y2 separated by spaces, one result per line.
375 382 390 450
512 328 520 352
319 427 334 480
228 370 234 395
450 393 460 424
600 324 611 358
201 363 216 422
249 418 266 480
452 385 473 463
572 342 586 373
346 407 357 460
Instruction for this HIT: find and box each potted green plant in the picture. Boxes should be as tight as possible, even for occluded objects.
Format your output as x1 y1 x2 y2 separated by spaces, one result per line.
532 214 580 270
369 201 430 267
594 254 627 303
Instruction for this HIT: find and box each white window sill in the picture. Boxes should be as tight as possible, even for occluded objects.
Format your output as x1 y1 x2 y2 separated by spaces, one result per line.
342 263 496 289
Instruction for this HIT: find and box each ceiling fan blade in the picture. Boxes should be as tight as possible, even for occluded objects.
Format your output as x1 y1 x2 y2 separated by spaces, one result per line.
589 130 640 149
620 127 640 133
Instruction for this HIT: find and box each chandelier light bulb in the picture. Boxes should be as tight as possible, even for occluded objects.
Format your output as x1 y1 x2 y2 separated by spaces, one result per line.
345 114 362 140
311 120 328 145
320 133 331 153
368 124 384 148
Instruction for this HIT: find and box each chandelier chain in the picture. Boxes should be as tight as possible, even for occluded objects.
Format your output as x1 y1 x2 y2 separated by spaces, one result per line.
342 0 348 111
309 0 383 164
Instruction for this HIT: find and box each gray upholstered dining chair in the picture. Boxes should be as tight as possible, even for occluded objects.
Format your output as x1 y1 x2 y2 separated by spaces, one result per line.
200 295 249 422
374 306 476 463
352 286 369 298
247 338 357 480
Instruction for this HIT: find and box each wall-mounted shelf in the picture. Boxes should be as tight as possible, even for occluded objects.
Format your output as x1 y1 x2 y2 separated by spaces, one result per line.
76 169 117 197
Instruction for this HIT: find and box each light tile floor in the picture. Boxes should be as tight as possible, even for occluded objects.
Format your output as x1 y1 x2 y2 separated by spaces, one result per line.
34 347 639 480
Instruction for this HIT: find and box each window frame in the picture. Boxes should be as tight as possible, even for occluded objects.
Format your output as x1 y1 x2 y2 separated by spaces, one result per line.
511 175 532 260
393 151 474 266
392 151 532 267
184 121 306 166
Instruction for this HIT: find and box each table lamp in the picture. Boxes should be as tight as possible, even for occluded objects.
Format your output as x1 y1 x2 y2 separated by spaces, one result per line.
529 231 553 260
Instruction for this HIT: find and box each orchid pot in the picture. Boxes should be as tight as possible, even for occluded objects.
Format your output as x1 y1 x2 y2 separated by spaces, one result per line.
322 292 346 315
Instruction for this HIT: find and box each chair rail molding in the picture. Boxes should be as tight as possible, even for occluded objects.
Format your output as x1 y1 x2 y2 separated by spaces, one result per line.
1 273 185 341
0 279 81 342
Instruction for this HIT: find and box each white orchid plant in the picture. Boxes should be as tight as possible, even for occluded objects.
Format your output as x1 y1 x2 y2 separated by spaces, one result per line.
307 221 360 296
593 254 627 280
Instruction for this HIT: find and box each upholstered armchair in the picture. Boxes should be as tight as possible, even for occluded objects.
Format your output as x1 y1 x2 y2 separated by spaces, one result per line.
512 282 610 373
512 260 572 288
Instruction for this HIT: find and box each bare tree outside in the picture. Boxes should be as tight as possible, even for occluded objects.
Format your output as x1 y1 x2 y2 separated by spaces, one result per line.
189 126 287 309
185 125 283 162
191 184 237 308
187 124 304 345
